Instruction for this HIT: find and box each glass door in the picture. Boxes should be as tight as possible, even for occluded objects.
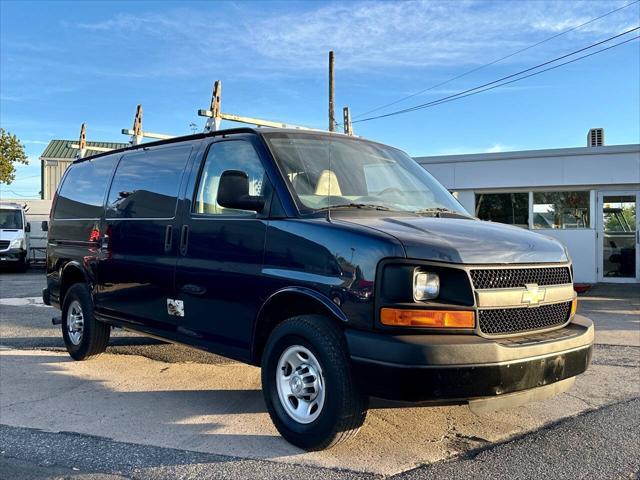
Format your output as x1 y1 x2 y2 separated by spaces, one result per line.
597 191 639 282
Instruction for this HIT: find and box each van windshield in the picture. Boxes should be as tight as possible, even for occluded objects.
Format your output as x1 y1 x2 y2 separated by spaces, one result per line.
0 209 23 229
264 133 468 215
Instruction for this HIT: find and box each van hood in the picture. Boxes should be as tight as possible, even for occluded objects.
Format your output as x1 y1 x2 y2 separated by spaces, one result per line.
338 216 568 265
0 229 24 242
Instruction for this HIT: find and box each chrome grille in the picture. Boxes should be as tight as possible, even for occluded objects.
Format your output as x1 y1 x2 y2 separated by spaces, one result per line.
479 301 572 335
0 240 9 250
470 267 571 290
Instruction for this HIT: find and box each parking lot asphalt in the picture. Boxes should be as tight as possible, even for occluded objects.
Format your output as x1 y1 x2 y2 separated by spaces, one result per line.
1 269 639 478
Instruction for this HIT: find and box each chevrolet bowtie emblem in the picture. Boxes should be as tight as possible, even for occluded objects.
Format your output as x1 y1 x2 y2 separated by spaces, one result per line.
522 283 545 306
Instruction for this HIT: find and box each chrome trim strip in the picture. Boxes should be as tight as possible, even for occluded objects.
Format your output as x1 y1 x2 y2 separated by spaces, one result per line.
475 284 574 308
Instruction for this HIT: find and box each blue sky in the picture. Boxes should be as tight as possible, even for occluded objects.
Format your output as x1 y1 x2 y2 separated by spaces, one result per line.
1 0 639 198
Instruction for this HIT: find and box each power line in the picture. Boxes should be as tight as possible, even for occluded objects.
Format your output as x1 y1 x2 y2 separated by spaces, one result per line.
352 27 639 124
1 189 40 198
353 0 640 119
387 35 639 115
11 174 40 180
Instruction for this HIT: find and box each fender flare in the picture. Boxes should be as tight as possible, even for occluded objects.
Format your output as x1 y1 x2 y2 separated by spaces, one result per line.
250 286 348 362
59 260 92 301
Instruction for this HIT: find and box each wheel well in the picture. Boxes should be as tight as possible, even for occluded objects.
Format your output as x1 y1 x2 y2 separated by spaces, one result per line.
60 265 87 306
252 292 344 365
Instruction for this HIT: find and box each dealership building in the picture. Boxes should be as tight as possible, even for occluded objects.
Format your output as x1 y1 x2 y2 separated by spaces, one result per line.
416 130 640 284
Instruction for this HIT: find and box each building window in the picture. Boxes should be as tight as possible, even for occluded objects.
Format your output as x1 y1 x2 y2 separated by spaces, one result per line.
533 191 590 229
475 193 529 228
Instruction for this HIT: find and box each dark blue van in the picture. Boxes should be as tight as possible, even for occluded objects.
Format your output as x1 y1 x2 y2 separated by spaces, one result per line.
44 128 594 450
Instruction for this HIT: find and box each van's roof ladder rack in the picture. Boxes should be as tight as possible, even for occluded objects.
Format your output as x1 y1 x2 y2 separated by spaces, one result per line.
121 104 175 145
198 80 318 132
342 107 353 136
68 123 115 159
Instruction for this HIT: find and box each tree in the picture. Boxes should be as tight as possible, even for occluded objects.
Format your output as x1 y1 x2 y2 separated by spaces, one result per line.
0 128 29 184
605 205 636 232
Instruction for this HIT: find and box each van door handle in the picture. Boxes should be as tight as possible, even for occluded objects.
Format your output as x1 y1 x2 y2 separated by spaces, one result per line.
179 225 189 255
164 225 173 253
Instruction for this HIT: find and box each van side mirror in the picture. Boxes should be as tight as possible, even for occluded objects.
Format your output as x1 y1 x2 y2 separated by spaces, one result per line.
41 221 49 232
25 222 31 233
217 170 265 212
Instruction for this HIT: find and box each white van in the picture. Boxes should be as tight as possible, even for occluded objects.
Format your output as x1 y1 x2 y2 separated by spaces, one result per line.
0 202 31 271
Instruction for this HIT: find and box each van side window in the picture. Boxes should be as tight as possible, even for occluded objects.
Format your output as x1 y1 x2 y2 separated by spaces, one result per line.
194 141 267 217
54 155 117 219
106 144 192 219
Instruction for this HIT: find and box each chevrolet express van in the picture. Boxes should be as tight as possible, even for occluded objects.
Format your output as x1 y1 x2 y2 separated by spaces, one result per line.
44 129 594 450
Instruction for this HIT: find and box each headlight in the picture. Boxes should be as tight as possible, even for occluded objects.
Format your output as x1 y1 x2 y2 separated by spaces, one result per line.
9 238 24 249
413 271 439 301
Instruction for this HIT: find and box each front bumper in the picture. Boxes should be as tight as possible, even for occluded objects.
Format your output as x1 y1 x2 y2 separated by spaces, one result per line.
0 248 25 263
346 314 593 402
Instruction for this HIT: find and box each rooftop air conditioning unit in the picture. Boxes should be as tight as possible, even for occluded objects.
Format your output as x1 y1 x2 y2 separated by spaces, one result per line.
588 128 604 147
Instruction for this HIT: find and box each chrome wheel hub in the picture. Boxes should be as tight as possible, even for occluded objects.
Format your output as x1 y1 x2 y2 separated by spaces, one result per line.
67 300 84 346
276 345 325 424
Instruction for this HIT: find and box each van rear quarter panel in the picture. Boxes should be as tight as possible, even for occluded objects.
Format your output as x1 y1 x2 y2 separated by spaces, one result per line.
263 218 405 330
46 219 100 304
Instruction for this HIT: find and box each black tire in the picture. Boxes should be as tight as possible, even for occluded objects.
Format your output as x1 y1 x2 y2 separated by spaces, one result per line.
261 315 368 450
61 283 110 360
16 258 28 272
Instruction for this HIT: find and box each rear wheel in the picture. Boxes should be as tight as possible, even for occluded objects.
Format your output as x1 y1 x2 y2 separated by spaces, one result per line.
261 315 368 450
61 283 110 360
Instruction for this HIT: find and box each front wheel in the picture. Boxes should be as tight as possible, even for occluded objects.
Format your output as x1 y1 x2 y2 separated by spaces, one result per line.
61 283 110 360
16 257 28 272
261 315 368 450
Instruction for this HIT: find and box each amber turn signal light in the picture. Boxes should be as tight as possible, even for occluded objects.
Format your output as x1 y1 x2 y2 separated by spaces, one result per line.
380 308 475 328
571 296 578 316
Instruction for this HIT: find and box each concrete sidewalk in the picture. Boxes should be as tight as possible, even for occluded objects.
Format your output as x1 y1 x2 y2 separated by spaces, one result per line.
579 283 640 347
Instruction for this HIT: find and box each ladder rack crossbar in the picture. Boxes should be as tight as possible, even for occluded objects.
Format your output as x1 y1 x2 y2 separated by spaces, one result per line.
68 143 114 153
198 80 321 132
121 129 174 140
200 111 318 131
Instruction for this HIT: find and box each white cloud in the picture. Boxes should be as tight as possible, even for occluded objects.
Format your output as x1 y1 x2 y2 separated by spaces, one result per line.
435 143 517 155
486 143 514 153
0 94 23 102
70 0 638 74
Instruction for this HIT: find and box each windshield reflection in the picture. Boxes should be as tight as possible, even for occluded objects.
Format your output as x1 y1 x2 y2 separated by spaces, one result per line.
0 209 23 229
264 133 468 215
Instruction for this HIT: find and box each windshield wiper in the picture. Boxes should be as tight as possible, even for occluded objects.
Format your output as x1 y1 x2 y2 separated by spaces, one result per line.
414 207 470 218
318 203 393 212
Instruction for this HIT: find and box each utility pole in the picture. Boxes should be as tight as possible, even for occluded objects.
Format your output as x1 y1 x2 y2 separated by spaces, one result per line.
328 50 335 132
